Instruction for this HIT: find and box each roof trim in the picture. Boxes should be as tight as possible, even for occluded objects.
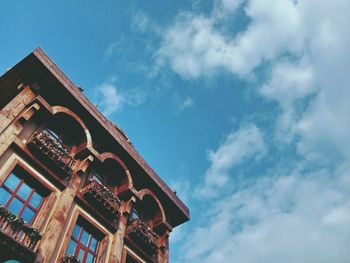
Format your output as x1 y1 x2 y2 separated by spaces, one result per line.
32 48 189 222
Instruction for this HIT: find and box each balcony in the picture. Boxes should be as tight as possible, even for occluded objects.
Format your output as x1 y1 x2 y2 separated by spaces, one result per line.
0 206 42 261
28 129 76 177
126 219 158 255
81 178 120 220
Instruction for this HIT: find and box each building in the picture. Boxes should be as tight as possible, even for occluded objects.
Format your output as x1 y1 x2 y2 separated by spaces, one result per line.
0 48 189 263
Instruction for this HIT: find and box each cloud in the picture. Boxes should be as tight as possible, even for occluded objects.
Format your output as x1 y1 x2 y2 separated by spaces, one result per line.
95 79 147 116
157 0 303 78
195 124 266 198
159 0 350 262
96 82 124 116
172 94 195 114
183 168 350 263
215 0 244 16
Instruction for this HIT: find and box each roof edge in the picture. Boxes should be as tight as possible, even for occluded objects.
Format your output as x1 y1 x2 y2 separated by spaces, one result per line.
32 48 190 223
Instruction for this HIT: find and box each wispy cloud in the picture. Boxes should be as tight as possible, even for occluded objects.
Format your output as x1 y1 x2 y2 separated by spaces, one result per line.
159 0 350 262
157 0 303 78
171 94 195 114
195 124 266 198
184 167 350 263
96 81 124 116
95 78 147 116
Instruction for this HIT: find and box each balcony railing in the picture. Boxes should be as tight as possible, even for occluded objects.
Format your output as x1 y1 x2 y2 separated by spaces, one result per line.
28 129 76 177
0 205 42 251
81 178 120 219
127 219 158 255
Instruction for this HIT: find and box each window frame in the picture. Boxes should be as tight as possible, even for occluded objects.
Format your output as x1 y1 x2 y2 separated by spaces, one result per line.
0 171 45 224
66 218 101 262
0 154 58 231
59 209 110 263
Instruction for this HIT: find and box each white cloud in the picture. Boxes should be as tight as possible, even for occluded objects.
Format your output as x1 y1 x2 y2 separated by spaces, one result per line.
157 0 303 78
183 168 350 263
172 94 195 114
97 82 124 116
160 0 350 262
195 124 266 198
260 58 315 143
95 79 147 116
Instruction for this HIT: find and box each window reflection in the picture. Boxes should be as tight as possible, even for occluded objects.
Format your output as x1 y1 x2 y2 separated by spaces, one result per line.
66 220 100 263
0 170 45 224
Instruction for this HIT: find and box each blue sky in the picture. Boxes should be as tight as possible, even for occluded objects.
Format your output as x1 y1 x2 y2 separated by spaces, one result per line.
1 1 350 262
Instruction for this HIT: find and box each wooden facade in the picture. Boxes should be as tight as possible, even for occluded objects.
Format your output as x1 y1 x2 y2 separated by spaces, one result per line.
0 48 189 263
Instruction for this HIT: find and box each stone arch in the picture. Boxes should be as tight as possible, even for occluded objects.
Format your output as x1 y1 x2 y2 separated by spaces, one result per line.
99 152 133 191
137 188 166 225
51 105 92 149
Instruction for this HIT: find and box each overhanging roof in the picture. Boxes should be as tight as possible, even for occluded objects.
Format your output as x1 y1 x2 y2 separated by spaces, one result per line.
0 48 189 227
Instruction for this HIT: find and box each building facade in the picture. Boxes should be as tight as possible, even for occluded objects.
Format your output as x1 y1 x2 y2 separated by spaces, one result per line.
0 48 189 263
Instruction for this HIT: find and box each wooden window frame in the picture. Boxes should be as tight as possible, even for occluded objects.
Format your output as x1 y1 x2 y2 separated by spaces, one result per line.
67 218 101 262
0 170 45 224
0 154 59 230
121 246 147 263
58 207 111 263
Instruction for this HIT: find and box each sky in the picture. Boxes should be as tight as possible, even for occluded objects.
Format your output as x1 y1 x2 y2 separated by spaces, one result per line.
1 0 350 262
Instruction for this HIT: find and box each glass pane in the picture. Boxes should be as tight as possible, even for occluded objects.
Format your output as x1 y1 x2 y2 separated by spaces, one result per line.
17 182 32 200
3 173 20 191
66 239 77 255
77 249 85 261
21 207 35 223
80 230 90 246
89 237 98 251
29 192 43 208
0 188 11 205
131 209 139 220
92 174 103 183
86 253 94 263
72 224 81 239
7 198 23 215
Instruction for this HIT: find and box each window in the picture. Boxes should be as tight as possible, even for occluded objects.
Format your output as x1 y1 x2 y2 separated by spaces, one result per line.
130 208 140 221
66 219 101 263
0 171 44 223
90 171 103 184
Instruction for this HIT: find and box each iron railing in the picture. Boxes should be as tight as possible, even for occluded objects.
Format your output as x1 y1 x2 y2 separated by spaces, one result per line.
81 178 120 219
29 129 76 177
0 205 42 251
127 219 158 255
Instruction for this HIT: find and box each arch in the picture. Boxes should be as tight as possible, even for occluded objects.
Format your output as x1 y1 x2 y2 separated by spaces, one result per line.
99 152 133 189
137 188 166 224
51 105 93 149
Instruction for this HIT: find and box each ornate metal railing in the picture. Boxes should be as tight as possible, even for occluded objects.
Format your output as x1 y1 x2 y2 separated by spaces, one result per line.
127 219 158 255
81 178 120 219
0 205 42 251
28 129 76 177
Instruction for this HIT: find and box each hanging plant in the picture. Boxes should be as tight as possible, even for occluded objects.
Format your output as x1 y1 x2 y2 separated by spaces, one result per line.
0 205 42 242
60 255 80 263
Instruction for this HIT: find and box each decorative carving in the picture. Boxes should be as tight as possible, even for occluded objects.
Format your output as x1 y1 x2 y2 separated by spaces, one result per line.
28 129 76 177
0 205 42 251
127 219 158 255
81 178 120 219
